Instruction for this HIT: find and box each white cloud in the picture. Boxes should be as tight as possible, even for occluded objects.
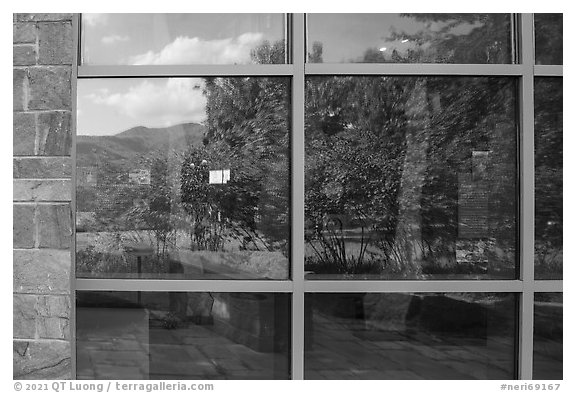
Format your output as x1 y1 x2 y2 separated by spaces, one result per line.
129 32 264 65
87 79 207 127
101 35 130 45
83 13 108 27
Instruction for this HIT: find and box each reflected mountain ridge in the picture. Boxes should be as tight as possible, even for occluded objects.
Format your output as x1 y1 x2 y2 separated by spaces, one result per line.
76 76 291 281
77 122 206 166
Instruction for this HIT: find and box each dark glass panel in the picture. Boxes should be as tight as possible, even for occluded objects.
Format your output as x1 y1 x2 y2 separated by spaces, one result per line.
81 14 286 65
76 291 291 379
533 293 563 379
535 14 563 65
307 14 513 64
534 78 563 279
304 293 517 379
76 77 290 279
305 76 518 279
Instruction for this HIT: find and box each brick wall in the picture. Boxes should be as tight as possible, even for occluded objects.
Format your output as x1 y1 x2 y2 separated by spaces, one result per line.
13 13 74 379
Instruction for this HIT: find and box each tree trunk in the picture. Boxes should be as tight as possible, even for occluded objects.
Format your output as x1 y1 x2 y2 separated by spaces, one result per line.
392 80 431 276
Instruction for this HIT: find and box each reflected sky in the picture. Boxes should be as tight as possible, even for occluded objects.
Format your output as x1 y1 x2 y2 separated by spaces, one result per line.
78 78 207 135
307 14 512 63
81 14 285 65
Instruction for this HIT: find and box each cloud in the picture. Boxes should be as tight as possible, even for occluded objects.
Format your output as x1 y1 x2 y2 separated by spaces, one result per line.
83 13 108 27
129 32 264 65
101 35 130 45
87 79 207 127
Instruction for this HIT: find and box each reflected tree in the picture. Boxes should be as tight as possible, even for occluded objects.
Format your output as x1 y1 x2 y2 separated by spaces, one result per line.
534 78 563 276
305 74 517 277
180 44 290 255
304 16 518 278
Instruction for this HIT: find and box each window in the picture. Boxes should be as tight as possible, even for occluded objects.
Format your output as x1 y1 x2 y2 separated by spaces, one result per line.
74 14 562 380
534 77 562 279
307 14 514 64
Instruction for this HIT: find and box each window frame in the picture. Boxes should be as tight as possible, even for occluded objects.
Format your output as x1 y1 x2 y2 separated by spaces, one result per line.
71 13 563 380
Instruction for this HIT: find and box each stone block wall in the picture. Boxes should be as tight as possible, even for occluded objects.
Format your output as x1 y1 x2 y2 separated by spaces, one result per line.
13 13 74 379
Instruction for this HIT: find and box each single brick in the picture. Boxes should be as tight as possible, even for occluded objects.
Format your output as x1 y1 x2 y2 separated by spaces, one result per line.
13 112 36 155
13 204 35 249
37 204 72 249
38 22 73 65
13 340 71 380
13 249 71 295
16 13 73 22
13 23 36 44
28 67 71 110
13 157 72 179
13 294 70 340
13 68 27 111
13 45 36 66
37 111 72 155
36 296 70 339
13 179 72 202
13 294 37 339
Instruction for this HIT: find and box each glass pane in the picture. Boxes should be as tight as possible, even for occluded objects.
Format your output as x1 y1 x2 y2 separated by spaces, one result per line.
305 77 518 280
81 14 286 65
76 291 291 379
535 78 563 279
535 14 563 65
305 293 517 379
307 14 513 64
533 293 563 379
76 77 290 279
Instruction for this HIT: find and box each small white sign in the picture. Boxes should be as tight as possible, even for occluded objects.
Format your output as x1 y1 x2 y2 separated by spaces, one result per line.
209 169 231 184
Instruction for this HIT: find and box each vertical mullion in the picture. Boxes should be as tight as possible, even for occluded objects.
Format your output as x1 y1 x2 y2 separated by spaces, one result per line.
70 13 80 380
291 13 306 380
519 12 536 380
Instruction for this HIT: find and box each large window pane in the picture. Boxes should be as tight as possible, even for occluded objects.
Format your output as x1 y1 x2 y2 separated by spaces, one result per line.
305 77 518 280
307 14 513 64
81 14 286 65
76 291 291 379
534 14 563 65
305 293 517 379
535 78 563 279
533 293 562 380
76 77 290 279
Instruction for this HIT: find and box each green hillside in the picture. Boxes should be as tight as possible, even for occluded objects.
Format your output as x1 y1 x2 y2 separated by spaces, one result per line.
77 123 206 167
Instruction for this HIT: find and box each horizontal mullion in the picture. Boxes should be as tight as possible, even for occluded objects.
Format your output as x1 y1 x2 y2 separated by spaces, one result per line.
76 279 293 292
304 280 525 293
78 64 295 78
533 280 563 292
74 279 555 293
534 65 563 77
305 63 523 76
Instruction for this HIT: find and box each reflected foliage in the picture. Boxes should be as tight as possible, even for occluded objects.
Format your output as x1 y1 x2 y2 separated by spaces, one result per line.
76 44 291 279
180 75 290 255
305 76 517 279
535 14 563 65
534 78 563 278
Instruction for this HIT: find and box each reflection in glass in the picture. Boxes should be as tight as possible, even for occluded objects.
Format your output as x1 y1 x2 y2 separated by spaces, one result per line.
305 77 518 280
307 14 513 64
535 78 562 279
76 291 291 379
76 77 290 279
533 293 562 380
81 14 286 65
304 293 517 379
535 14 563 65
